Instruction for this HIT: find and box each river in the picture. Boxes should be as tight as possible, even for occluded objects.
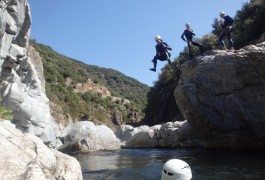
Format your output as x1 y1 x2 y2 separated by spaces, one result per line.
75 148 265 180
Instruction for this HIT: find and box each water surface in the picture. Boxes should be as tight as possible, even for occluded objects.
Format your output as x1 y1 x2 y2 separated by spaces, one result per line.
76 148 265 180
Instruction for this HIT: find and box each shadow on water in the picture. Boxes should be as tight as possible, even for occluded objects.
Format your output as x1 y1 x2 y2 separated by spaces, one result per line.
75 148 265 180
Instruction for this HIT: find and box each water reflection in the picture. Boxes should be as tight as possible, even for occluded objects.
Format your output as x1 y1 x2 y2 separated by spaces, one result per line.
75 148 265 180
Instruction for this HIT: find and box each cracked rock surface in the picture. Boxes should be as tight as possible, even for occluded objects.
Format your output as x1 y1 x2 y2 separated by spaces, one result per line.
0 0 57 147
175 42 265 149
0 120 82 180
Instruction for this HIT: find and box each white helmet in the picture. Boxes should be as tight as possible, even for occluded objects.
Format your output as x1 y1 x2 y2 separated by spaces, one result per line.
185 23 190 28
155 35 162 41
161 159 192 180
219 11 225 17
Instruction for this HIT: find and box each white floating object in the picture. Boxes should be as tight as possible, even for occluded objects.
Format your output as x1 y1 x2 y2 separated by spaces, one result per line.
161 159 192 180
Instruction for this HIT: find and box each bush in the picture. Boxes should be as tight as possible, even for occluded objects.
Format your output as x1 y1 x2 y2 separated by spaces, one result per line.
0 106 13 120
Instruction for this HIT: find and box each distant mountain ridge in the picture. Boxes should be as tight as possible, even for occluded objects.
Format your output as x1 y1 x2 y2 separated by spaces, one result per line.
30 40 149 126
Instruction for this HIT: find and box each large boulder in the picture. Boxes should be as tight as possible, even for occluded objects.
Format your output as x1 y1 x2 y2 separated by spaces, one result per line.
175 43 265 149
58 121 121 153
0 121 82 180
0 0 57 146
122 125 157 148
116 121 200 148
115 124 135 143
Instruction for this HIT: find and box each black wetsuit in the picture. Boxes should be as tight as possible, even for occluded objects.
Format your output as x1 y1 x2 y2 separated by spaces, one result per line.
219 15 234 48
151 41 171 69
181 29 204 59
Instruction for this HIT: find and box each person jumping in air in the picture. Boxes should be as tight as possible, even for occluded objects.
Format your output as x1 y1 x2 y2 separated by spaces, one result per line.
218 11 234 51
150 35 172 72
181 23 204 60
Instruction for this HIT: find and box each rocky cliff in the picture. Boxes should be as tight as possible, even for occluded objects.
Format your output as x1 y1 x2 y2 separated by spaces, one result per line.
0 120 82 179
175 43 265 149
0 0 57 146
0 1 83 178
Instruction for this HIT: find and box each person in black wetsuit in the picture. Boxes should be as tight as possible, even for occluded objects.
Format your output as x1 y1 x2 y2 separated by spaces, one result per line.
181 23 204 60
150 35 172 72
219 11 234 51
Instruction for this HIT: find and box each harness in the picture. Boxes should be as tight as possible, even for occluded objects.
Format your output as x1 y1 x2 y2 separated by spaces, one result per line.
219 26 232 38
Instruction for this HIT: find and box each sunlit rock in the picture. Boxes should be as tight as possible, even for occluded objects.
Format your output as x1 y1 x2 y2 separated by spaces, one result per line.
175 42 265 149
0 121 82 180
59 121 121 153
0 0 57 147
116 121 201 148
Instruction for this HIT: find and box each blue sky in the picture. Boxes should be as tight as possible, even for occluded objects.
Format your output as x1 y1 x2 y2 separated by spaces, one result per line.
28 0 249 86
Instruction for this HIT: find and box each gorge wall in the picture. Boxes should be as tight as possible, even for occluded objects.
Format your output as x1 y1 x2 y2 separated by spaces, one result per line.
0 0 57 146
175 43 265 149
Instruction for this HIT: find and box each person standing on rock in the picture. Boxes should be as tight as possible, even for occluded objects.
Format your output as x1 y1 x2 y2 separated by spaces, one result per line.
181 23 204 60
150 35 172 72
218 11 234 51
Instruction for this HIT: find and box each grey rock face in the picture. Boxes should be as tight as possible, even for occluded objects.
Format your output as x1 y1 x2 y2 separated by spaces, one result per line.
0 0 57 146
116 121 200 148
0 122 82 180
115 124 135 142
175 43 265 149
59 121 121 153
